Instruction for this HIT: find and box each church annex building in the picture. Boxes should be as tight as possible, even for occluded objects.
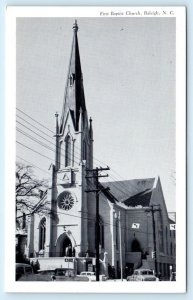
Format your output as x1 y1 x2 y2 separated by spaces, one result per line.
20 21 176 280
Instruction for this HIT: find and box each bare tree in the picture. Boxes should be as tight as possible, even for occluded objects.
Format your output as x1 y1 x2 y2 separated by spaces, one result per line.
16 162 50 218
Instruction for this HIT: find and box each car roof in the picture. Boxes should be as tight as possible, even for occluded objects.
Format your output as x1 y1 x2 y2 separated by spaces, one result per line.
16 263 32 267
136 269 152 271
55 268 74 271
38 270 54 272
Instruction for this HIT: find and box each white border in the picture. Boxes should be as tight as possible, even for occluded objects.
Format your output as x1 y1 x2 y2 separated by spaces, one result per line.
5 6 186 293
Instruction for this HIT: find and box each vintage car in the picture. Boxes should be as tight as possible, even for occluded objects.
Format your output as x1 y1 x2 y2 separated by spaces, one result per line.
18 268 88 281
126 269 158 281
15 263 33 281
79 271 107 281
170 272 176 281
37 268 88 281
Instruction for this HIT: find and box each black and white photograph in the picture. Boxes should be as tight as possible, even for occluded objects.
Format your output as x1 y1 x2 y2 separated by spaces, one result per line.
5 6 186 293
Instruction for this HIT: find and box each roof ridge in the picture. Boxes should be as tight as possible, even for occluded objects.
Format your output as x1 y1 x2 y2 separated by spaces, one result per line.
102 178 156 184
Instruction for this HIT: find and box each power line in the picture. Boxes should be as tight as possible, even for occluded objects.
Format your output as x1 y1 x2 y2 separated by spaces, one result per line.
49 208 158 238
16 127 82 167
16 155 51 177
16 152 159 234
17 118 140 199
16 119 54 144
16 108 55 134
16 119 83 164
16 155 156 236
15 158 164 237
16 108 155 201
16 156 71 185
17 108 122 174
16 115 54 141
16 140 55 162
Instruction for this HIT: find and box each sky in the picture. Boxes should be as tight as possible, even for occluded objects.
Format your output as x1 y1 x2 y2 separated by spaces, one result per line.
16 17 176 212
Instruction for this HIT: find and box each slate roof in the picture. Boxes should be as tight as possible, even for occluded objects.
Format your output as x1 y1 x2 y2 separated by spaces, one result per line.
101 178 155 208
123 189 153 207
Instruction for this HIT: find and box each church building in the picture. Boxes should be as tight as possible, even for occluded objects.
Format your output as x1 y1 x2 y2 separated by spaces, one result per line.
26 21 176 280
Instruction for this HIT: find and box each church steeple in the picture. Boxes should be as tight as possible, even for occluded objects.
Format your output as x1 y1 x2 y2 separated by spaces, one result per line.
60 20 86 133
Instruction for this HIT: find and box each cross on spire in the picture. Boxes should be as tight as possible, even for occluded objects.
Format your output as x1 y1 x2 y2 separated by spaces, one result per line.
72 20 78 32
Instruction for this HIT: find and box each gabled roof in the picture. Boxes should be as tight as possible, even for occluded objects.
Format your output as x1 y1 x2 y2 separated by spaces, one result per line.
60 21 87 132
101 178 155 208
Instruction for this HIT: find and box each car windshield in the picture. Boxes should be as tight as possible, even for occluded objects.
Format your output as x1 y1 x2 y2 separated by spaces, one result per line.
141 270 153 275
56 270 66 276
39 270 55 275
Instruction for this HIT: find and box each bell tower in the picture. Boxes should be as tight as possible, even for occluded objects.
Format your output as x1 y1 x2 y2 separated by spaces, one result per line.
49 21 94 257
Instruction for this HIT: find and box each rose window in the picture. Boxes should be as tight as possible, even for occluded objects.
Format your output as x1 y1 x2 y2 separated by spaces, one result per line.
58 192 75 210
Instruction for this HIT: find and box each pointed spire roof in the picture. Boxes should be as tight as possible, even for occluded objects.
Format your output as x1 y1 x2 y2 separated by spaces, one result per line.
60 20 86 132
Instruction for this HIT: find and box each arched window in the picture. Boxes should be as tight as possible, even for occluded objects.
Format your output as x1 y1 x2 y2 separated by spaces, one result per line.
72 140 75 166
39 218 46 251
65 135 71 167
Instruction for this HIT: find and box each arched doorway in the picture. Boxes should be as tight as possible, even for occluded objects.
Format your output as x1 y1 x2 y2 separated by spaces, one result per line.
131 238 142 252
55 233 74 257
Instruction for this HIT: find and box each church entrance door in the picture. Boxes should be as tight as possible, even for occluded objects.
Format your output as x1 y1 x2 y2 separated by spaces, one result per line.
60 236 72 257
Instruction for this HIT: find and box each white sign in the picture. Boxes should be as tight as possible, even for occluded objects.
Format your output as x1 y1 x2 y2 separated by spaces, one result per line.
170 224 176 230
132 223 140 229
63 258 74 269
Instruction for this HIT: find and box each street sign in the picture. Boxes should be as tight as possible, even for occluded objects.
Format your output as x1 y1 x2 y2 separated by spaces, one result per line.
170 224 176 230
63 258 74 268
132 223 140 229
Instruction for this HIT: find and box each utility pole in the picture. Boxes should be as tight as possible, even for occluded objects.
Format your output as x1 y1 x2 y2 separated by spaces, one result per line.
85 166 110 281
118 211 123 281
150 204 160 277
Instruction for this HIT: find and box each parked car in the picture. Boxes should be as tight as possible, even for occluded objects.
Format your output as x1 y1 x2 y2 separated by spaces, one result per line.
126 269 158 281
170 272 176 281
79 271 107 281
18 268 89 281
16 263 33 281
51 268 75 281
39 268 89 281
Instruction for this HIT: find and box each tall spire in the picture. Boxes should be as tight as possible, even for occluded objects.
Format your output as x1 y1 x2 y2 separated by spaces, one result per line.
60 21 86 132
